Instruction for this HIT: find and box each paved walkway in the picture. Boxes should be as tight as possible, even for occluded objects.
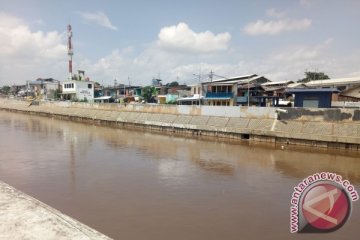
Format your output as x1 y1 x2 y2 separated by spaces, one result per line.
0 181 112 240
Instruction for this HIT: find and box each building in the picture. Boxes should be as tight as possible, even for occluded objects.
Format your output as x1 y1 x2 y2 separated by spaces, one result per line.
338 85 360 101
11 84 26 96
176 84 203 105
152 78 162 86
201 74 271 106
305 76 360 91
261 80 294 97
285 88 340 108
177 94 203 105
61 70 95 101
26 78 60 100
189 84 203 97
61 80 94 101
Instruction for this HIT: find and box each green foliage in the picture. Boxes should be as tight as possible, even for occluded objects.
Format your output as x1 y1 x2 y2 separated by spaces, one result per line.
166 100 177 104
54 89 61 100
298 71 330 83
168 81 179 87
1 85 11 94
141 86 157 102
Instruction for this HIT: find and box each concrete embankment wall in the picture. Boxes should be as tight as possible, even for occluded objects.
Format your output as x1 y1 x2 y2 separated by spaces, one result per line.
0 99 360 150
0 181 111 239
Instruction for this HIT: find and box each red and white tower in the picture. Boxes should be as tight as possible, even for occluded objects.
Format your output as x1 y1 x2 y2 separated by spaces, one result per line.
67 24 73 80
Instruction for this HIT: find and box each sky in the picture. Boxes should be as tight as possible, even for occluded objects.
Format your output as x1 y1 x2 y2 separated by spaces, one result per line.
0 0 359 86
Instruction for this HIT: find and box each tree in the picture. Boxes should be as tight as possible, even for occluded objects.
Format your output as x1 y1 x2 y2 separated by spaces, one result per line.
298 71 330 83
141 86 158 103
168 81 179 87
54 89 61 100
1 85 11 94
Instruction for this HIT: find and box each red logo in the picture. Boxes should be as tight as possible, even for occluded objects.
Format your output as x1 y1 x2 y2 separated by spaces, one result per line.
301 183 351 232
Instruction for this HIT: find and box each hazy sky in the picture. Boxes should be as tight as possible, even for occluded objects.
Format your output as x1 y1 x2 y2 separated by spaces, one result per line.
0 0 359 86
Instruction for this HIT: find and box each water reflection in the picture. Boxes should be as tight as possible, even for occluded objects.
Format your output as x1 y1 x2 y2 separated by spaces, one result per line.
1 111 360 182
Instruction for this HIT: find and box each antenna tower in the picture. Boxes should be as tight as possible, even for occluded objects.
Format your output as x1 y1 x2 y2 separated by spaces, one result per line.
67 25 73 80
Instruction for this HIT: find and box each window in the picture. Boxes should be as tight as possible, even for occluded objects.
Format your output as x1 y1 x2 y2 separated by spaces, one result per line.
88 84 92 89
303 97 319 108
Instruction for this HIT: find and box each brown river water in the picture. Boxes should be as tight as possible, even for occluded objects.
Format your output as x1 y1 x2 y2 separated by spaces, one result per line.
0 110 359 239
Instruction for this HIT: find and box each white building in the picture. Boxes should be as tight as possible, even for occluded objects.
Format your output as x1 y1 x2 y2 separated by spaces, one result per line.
61 80 94 101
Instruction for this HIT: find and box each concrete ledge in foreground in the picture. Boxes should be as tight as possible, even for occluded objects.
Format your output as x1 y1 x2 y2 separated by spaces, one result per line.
0 181 112 240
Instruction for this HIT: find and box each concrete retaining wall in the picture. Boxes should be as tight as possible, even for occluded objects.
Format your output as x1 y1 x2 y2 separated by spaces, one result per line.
0 181 111 239
39 100 278 119
0 99 359 150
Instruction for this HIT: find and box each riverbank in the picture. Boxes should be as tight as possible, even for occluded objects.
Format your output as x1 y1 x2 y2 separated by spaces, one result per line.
0 99 359 151
0 181 111 240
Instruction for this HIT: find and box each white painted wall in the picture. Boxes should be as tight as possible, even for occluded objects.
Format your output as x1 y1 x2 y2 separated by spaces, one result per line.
62 80 94 101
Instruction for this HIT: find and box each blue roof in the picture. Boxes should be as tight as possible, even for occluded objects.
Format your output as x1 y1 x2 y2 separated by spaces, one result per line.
285 88 339 93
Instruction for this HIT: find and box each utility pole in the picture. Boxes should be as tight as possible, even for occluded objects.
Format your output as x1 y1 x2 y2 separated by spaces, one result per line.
247 76 250 107
193 73 201 106
125 77 128 97
114 79 117 100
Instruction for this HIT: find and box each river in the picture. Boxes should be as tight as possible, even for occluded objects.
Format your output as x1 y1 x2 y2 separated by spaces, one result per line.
0 110 359 239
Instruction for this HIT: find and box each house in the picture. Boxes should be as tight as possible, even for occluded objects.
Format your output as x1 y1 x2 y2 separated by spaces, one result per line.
176 84 203 105
189 84 203 97
201 74 271 106
26 78 60 100
261 80 294 97
244 80 295 107
305 76 360 91
102 84 141 100
285 88 340 108
177 94 203 105
105 84 126 98
11 84 26 96
338 85 360 102
157 88 191 104
287 82 307 89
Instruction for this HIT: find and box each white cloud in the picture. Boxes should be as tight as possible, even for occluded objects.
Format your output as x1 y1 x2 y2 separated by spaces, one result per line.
272 38 333 62
79 11 117 31
266 8 286 18
157 22 231 53
273 47 318 61
243 18 311 35
76 35 359 87
0 14 66 59
300 0 312 7
1 13 358 88
0 13 67 85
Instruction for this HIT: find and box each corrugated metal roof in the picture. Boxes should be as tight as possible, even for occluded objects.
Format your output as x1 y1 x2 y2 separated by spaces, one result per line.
202 75 269 85
202 74 258 84
287 83 307 88
306 77 360 87
261 80 293 86
204 97 232 100
286 88 340 93
177 94 204 101
211 74 257 82
262 86 286 92
339 85 360 99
